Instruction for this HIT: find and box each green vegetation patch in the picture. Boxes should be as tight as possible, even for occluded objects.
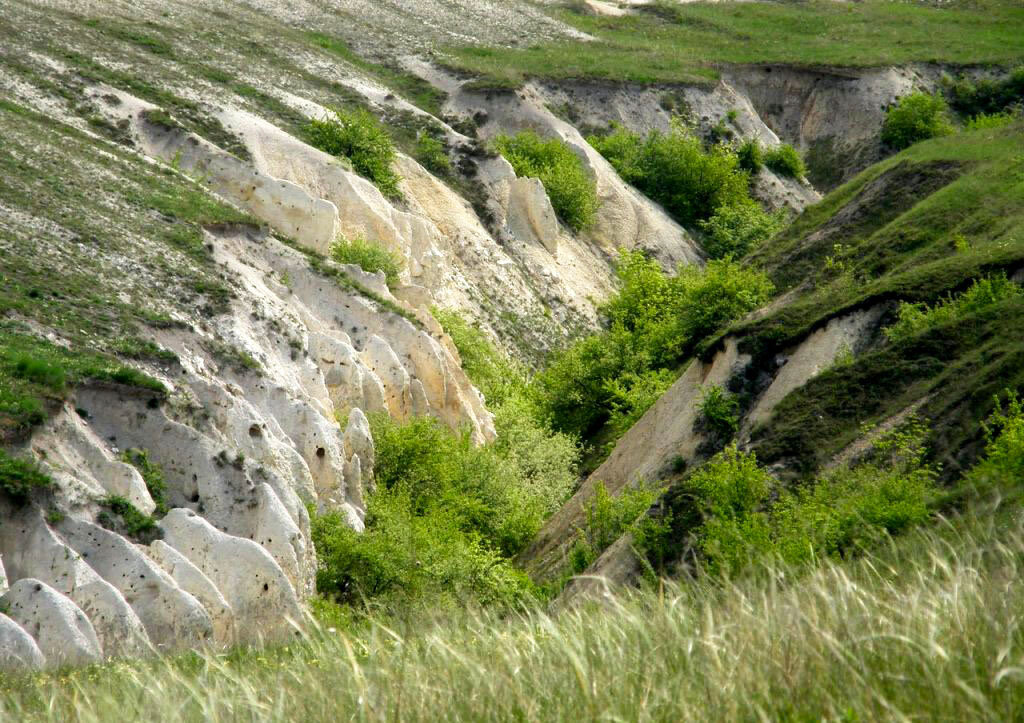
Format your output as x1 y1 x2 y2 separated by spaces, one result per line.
446 1 1024 88
331 238 404 288
307 109 403 199
120 448 169 516
0 451 53 503
97 495 160 543
588 121 749 228
881 92 954 151
494 131 599 232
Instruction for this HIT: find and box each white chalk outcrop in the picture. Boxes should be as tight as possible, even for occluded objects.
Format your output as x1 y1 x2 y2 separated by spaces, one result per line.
1 579 103 668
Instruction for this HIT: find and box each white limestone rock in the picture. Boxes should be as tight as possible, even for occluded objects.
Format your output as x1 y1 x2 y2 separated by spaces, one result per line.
56 517 214 651
159 509 303 643
148 540 236 647
1 579 102 668
0 507 153 659
0 614 46 671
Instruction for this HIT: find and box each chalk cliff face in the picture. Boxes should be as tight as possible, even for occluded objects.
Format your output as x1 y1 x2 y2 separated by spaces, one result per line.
0 0 948 666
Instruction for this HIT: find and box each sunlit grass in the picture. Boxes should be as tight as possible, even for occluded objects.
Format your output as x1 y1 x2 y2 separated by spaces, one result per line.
3 498 1022 721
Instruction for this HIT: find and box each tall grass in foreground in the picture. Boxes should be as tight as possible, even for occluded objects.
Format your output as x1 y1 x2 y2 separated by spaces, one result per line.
4 503 1024 721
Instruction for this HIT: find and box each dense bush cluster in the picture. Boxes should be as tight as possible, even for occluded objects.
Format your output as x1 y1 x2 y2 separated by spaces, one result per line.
330 238 404 288
698 199 787 260
881 92 954 150
307 108 402 198
648 420 937 576
312 311 578 612
533 251 773 442
884 274 1021 344
946 66 1024 118
569 482 657 575
588 121 748 227
763 143 807 179
494 131 599 232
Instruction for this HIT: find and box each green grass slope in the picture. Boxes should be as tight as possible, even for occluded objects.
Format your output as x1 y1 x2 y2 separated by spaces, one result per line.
727 122 1024 480
448 0 1024 87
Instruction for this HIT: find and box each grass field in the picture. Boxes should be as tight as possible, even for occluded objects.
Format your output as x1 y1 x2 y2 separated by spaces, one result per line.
1 499 1021 721
447 0 1024 87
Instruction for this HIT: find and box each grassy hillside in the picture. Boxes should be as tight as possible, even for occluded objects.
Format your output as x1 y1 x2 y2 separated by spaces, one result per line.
448 0 1024 87
732 122 1024 480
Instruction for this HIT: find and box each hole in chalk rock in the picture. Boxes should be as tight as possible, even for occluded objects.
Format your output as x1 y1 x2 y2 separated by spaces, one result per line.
316 447 325 458
249 424 262 438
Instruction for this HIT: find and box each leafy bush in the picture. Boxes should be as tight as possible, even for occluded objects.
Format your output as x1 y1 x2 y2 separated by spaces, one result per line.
588 121 749 227
0 451 52 503
881 92 954 150
603 368 677 444
696 384 740 441
97 495 159 542
683 421 936 575
947 66 1024 117
120 448 168 516
12 355 66 392
736 139 763 173
964 109 1021 131
307 108 402 198
569 481 657 574
330 238 404 287
534 251 773 439
884 274 1021 343
415 133 450 174
495 131 599 232
698 199 787 259
963 391 1024 498
763 143 806 179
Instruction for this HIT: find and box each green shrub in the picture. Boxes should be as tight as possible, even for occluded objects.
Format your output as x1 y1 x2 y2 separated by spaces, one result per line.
331 238 404 287
569 481 657 574
947 66 1024 117
495 131 599 232
534 252 773 439
0 451 53 503
963 391 1024 499
763 143 806 179
415 133 450 174
881 92 954 150
120 448 168 516
97 495 159 541
698 199 787 259
307 108 402 198
588 121 749 227
12 355 66 392
884 274 1021 343
964 109 1021 130
602 368 677 444
736 139 763 173
684 422 936 576
696 384 740 441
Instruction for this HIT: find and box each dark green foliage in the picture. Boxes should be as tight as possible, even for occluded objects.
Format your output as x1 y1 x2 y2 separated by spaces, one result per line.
569 482 657 574
307 109 402 198
947 66 1024 118
0 451 52 503
120 448 168 516
414 134 451 174
331 238 404 288
495 131 599 232
534 251 773 442
698 199 787 260
881 93 954 150
737 139 763 173
884 274 1022 344
964 391 1024 499
98 495 159 542
647 425 937 576
696 385 740 441
588 121 749 227
763 143 806 179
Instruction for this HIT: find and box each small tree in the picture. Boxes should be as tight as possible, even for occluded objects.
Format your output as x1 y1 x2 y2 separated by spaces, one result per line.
881 92 954 150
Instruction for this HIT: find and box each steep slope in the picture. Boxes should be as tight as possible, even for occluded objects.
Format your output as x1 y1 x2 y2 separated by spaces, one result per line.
523 122 1024 588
